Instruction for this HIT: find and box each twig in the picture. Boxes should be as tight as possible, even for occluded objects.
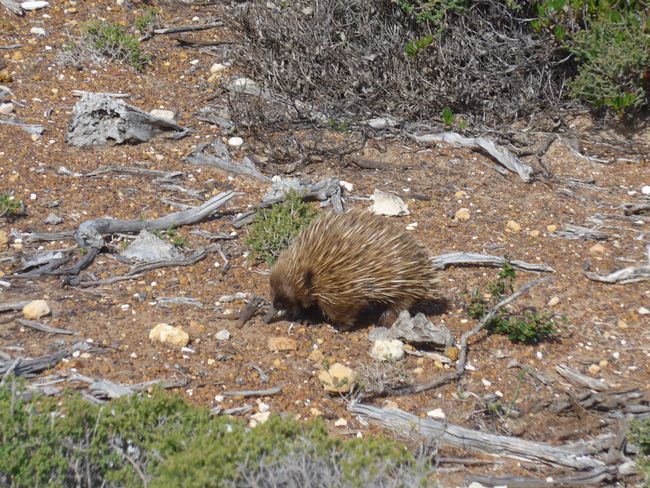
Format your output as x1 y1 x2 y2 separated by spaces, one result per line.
221 386 282 398
465 469 614 487
0 301 30 312
430 252 554 272
17 319 77 335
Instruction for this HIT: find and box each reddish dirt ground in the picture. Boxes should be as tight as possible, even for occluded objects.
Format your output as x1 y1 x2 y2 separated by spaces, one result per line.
1 3 649 486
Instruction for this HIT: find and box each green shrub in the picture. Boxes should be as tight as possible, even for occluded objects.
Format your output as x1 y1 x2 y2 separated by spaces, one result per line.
466 259 560 344
244 190 319 265
568 13 649 115
630 418 650 487
0 193 23 218
0 379 435 487
531 0 649 114
81 20 150 71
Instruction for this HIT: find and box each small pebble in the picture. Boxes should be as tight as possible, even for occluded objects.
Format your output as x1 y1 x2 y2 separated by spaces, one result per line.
547 296 560 307
547 224 557 233
455 208 470 221
506 220 521 232
22 300 50 320
426 408 445 419
216 329 231 341
334 417 348 427
228 136 244 146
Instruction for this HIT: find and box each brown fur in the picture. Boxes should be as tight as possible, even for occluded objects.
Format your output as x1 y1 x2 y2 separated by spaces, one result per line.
269 210 441 328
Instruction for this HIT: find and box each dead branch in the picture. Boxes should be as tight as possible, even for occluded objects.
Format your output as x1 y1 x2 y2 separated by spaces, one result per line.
557 224 612 241
0 342 91 377
385 278 546 396
409 132 534 182
555 364 611 392
150 22 223 36
349 403 606 470
0 0 23 16
221 386 282 398
623 202 650 216
465 470 615 487
184 141 270 182
72 248 210 287
0 301 30 312
583 246 650 284
17 319 78 335
430 252 554 272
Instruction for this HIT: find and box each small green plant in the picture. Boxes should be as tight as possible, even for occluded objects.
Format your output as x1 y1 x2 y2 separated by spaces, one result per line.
327 118 351 133
135 8 160 34
245 190 319 265
466 259 559 344
81 20 150 71
629 418 650 487
441 106 454 126
404 35 434 57
397 0 467 27
0 193 23 217
152 226 188 247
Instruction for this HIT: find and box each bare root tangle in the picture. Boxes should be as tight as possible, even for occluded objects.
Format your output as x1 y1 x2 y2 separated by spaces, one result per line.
232 0 571 127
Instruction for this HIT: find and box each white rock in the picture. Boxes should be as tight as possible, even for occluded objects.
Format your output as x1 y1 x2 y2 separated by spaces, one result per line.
22 300 50 319
369 189 409 216
30 27 46 36
249 411 271 427
547 296 560 307
0 103 14 115
370 339 405 361
481 378 492 387
21 1 49 10
365 116 399 129
641 185 650 195
405 222 418 231
426 408 445 419
150 109 175 121
148 323 189 347
318 363 356 393
227 136 244 147
468 482 487 488
258 401 270 413
334 417 348 427
214 395 224 402
216 329 231 341
638 307 649 315
210 63 228 73
339 180 354 192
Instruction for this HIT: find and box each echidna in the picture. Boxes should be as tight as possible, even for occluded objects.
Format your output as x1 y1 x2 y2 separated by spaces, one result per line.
269 210 440 328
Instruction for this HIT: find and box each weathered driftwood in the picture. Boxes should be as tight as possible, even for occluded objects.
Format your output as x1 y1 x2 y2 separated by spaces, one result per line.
0 0 23 16
409 132 534 182
149 22 223 36
17 319 77 335
71 90 130 98
431 252 554 273
221 386 282 398
0 301 30 312
0 118 45 134
69 373 187 400
556 364 611 391
184 141 270 182
383 278 546 396
465 469 615 488
73 248 210 287
0 342 91 377
349 403 606 470
507 360 553 385
74 165 184 182
557 224 611 241
65 93 188 147
156 296 204 308
74 191 238 249
584 263 650 284
548 389 648 416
